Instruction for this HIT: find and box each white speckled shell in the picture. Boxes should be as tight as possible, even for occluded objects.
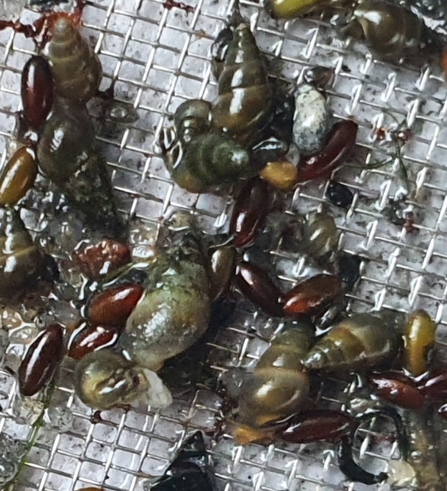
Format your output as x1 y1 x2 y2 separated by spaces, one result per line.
292 83 331 155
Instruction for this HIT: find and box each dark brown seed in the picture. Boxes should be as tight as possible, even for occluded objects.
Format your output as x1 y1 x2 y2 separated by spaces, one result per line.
296 120 358 183
439 403 447 421
420 371 447 402
283 274 342 316
18 323 64 397
230 179 270 248
67 323 122 360
209 246 236 300
87 284 144 327
21 55 54 130
368 372 425 410
282 410 354 443
73 239 131 280
235 261 283 317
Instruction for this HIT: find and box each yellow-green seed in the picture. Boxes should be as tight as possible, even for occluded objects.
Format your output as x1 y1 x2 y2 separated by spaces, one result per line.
260 160 298 191
403 309 437 377
0 146 37 206
268 0 334 18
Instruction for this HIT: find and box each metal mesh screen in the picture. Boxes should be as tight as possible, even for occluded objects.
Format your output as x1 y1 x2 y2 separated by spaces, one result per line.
0 0 446 490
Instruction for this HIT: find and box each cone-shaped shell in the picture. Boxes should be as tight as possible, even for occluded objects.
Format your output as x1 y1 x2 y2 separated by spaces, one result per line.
237 323 314 427
303 314 401 372
43 17 102 102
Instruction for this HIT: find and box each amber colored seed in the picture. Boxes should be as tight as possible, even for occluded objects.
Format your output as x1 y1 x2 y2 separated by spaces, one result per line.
87 284 144 327
73 239 131 280
283 274 342 316
233 423 282 446
368 372 425 410
68 323 122 360
21 55 54 130
282 410 354 444
18 323 64 397
230 178 270 248
402 309 436 377
260 159 298 191
0 146 38 206
235 261 283 317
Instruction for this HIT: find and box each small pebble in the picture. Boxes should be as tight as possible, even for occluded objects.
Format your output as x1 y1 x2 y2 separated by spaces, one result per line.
293 84 331 155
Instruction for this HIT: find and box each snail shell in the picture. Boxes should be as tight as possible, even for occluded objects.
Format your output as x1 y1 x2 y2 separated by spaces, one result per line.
117 227 211 371
160 100 252 193
43 17 102 102
303 313 401 372
237 323 314 428
37 98 122 236
74 350 172 410
212 22 272 143
348 1 439 61
0 208 43 299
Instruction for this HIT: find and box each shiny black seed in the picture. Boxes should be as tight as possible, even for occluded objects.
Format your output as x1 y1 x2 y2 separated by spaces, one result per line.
326 181 354 209
337 254 362 290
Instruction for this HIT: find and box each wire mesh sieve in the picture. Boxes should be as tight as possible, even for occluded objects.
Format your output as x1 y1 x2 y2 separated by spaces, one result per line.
0 0 446 490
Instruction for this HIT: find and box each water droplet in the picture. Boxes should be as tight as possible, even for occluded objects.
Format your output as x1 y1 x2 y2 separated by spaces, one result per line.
9 325 38 345
107 102 139 124
1 308 23 330
220 368 245 400
10 396 44 425
129 220 161 260
0 458 18 485
0 434 24 455
142 477 159 491
0 0 27 18
4 347 23 372
44 406 74 432
0 433 27 485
